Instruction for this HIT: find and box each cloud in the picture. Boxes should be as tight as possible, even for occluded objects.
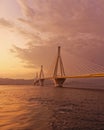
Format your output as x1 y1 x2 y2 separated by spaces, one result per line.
17 0 35 19
0 18 42 45
0 18 14 28
16 0 104 34
11 38 104 76
4 0 104 75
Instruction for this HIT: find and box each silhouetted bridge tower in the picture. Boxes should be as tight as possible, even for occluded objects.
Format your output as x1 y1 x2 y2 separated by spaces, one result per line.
34 72 39 86
34 65 44 86
53 46 66 87
39 65 44 86
34 46 66 87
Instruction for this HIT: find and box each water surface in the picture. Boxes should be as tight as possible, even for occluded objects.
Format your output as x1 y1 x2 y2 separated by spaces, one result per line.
0 85 104 130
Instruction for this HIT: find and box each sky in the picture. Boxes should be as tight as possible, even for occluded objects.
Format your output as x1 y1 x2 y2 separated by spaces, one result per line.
0 0 104 79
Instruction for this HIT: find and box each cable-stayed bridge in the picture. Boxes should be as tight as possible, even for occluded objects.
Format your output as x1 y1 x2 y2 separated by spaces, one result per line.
34 46 104 87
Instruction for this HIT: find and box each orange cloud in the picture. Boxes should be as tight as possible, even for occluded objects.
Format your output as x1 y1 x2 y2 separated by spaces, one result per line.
0 18 14 28
1 0 104 76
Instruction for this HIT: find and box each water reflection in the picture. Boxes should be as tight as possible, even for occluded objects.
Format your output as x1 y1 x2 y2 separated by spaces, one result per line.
0 85 104 130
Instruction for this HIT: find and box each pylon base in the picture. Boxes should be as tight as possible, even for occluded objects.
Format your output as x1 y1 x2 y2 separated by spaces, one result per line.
54 78 66 87
34 80 39 86
40 79 45 86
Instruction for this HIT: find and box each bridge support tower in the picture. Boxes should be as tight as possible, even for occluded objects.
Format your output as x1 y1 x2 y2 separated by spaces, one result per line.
34 73 39 86
39 65 45 86
53 46 66 87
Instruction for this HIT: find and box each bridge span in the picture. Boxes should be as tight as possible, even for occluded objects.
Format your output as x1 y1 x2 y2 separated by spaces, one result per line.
34 46 104 87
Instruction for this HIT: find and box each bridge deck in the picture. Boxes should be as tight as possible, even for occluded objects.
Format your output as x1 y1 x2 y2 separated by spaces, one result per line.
44 73 104 79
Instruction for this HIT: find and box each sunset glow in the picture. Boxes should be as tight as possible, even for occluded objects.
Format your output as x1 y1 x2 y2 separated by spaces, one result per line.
0 0 104 79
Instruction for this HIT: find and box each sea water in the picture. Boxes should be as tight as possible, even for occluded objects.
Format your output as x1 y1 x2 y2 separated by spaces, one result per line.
0 85 104 130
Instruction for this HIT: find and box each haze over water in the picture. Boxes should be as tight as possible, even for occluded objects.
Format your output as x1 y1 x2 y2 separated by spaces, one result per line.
0 85 104 130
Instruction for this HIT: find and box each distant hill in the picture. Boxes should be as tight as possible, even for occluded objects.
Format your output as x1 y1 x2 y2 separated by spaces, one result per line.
0 77 104 88
0 78 34 85
0 78 54 85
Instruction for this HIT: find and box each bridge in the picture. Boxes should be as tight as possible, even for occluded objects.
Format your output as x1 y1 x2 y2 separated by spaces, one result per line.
34 46 104 87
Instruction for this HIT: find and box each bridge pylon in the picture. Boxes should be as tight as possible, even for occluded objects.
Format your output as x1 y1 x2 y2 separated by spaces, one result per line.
39 65 45 86
34 72 39 86
53 46 66 87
